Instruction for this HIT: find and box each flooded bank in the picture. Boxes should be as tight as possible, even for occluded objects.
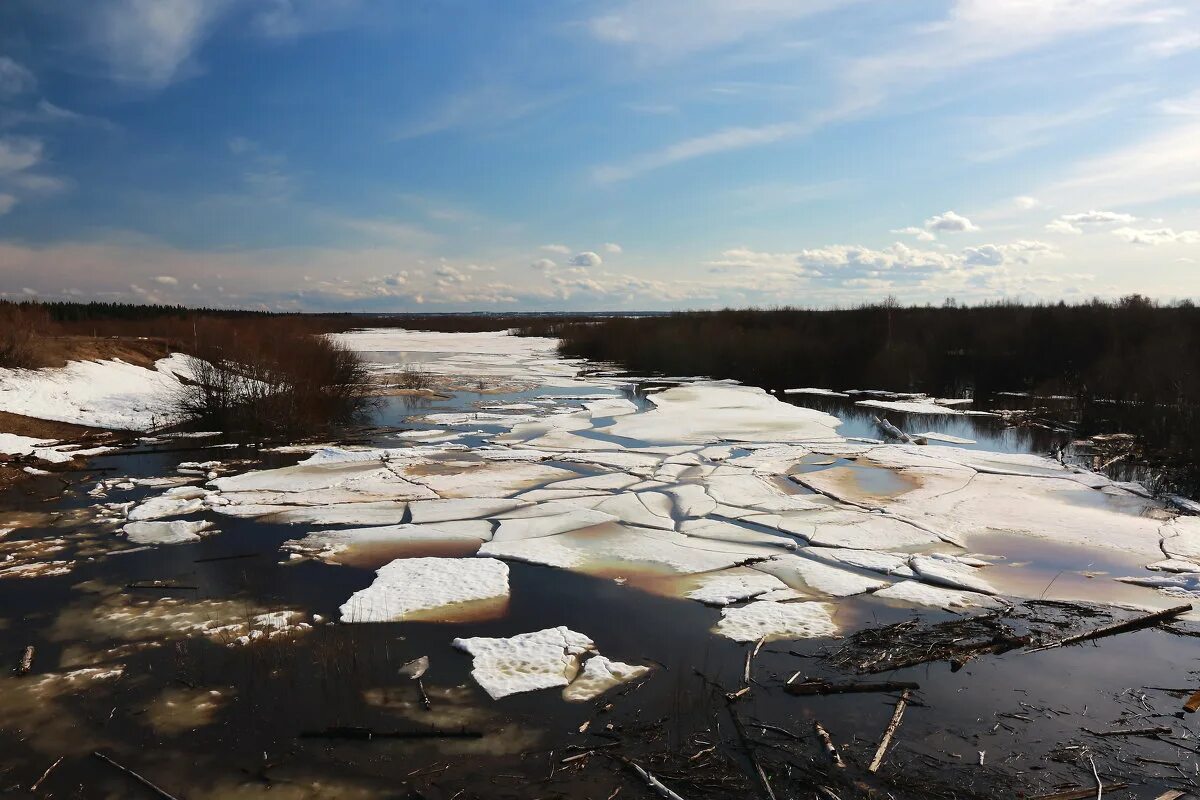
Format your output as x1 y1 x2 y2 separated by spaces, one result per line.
2 328 1199 799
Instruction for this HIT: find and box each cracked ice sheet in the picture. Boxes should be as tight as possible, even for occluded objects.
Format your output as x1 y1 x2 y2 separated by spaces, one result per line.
681 567 791 606
714 600 838 642
753 554 890 597
601 383 843 445
398 461 582 499
340 557 509 623
873 580 1007 612
453 626 595 699
479 523 772 576
285 521 493 566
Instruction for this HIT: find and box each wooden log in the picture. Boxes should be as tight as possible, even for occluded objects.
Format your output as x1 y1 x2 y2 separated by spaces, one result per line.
867 689 911 773
1027 604 1192 652
92 752 182 800
874 416 914 444
1082 725 1171 738
15 645 34 676
616 756 689 800
813 721 845 768
29 755 63 792
786 679 919 696
1183 690 1200 713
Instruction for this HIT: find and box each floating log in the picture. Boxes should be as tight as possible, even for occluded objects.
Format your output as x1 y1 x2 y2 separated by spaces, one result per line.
29 755 63 792
15 645 34 676
299 725 481 740
867 689 911 773
874 416 915 444
193 552 259 563
813 721 845 768
1082 725 1171 738
92 752 182 800
1028 604 1192 652
616 756 690 800
786 678 918 696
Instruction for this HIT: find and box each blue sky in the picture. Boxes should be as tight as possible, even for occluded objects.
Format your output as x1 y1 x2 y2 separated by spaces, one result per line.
1 0 1199 311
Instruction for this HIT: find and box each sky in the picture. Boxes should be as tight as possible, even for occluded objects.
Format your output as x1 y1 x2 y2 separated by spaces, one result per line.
1 0 1199 312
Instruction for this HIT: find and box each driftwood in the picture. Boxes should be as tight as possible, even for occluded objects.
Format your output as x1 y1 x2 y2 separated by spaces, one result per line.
615 756 689 800
786 678 918 697
92 752 182 800
1184 690 1200 713
1028 604 1192 652
29 755 63 792
193 552 259 563
1082 725 1171 738
867 689 911 773
124 582 199 592
743 636 765 685
16 645 34 676
299 725 482 740
813 721 845 768
727 706 777 800
874 416 915 444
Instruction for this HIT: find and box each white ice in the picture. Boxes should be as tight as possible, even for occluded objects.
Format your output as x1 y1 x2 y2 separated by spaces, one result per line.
340 557 510 622
452 626 595 699
714 600 837 642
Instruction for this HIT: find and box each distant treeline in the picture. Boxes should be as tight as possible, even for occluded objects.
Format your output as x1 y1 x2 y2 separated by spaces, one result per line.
518 297 1200 494
525 298 1199 401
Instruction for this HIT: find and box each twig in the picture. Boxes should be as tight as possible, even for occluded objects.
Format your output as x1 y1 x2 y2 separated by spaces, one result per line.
743 636 765 685
868 689 911 773
813 721 845 768
29 756 63 793
92 752 181 800
1087 753 1102 800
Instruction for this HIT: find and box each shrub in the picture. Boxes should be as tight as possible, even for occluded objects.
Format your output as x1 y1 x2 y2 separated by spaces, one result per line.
178 319 370 433
0 305 48 368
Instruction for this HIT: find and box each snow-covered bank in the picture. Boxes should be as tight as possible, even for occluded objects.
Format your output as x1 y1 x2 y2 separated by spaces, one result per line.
0 354 194 431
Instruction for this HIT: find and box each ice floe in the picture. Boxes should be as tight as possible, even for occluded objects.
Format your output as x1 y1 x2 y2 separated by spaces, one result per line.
122 519 215 545
452 626 595 699
714 600 837 642
340 557 510 622
562 655 651 701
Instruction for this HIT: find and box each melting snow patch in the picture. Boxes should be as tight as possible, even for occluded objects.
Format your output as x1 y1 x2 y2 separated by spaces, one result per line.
340 557 509 622
714 600 837 642
873 580 1006 611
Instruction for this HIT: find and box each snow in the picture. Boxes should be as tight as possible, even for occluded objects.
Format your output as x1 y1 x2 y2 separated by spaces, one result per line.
339 557 510 622
563 656 650 701
452 626 595 699
0 354 195 430
122 519 215 545
714 600 837 642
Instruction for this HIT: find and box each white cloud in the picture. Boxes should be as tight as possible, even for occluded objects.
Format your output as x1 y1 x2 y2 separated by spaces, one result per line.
1015 196 1041 210
586 0 843 60
924 211 979 233
540 244 571 254
0 194 16 215
530 258 556 271
1111 227 1200 246
891 226 937 242
1043 119 1200 208
604 242 623 254
152 275 178 285
0 136 43 175
392 84 549 140
569 251 603 267
1045 219 1083 235
0 57 36 99
83 0 238 88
